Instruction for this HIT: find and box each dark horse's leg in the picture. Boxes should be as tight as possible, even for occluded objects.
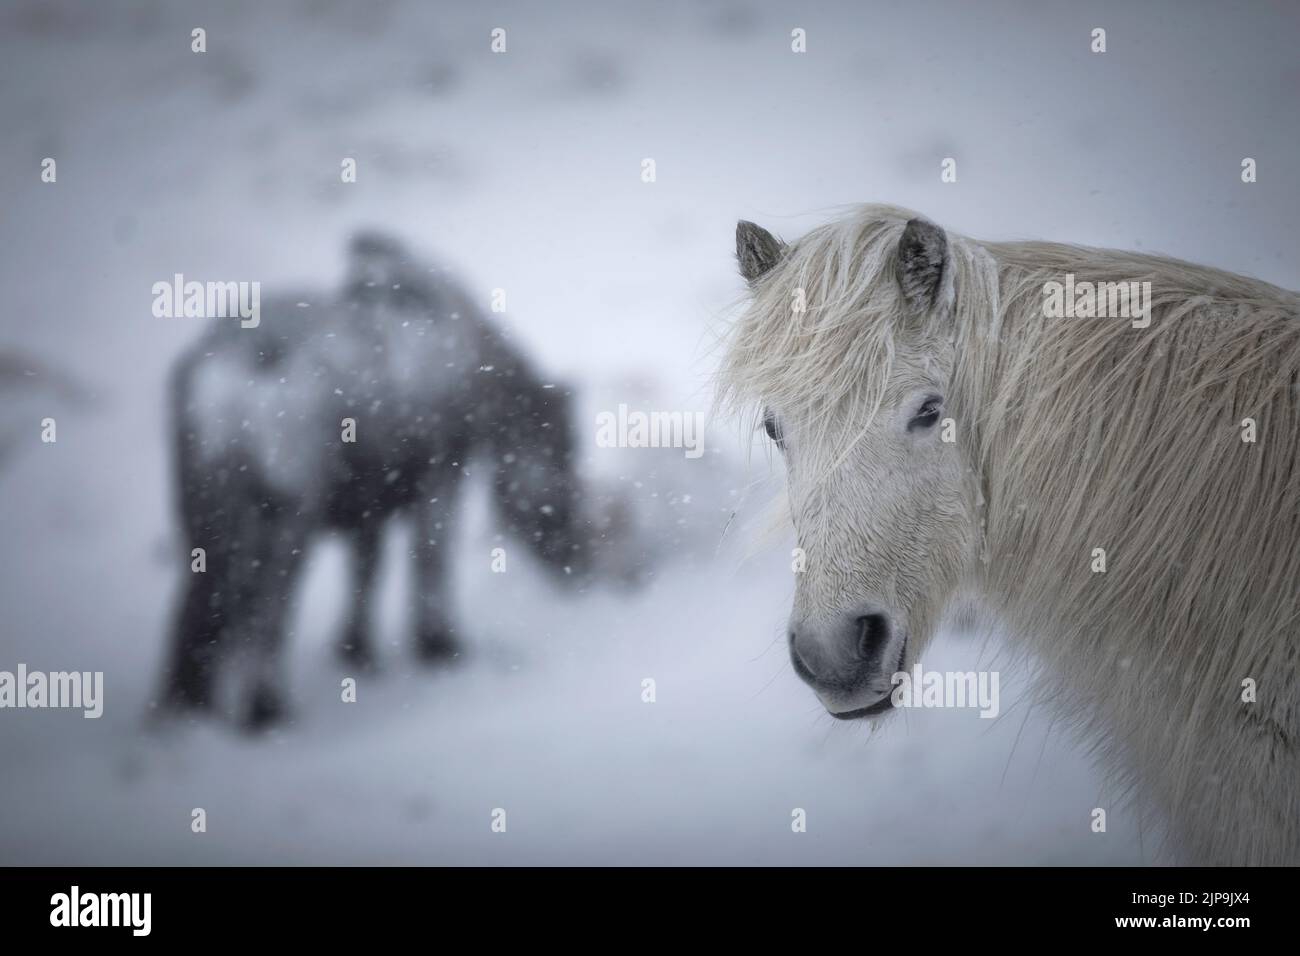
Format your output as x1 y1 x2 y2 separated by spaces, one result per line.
242 511 309 732
337 522 383 670
160 365 235 715
160 500 259 715
412 463 465 663
160 551 228 713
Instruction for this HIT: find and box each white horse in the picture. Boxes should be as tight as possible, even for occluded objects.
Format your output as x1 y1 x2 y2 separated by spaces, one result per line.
720 204 1299 864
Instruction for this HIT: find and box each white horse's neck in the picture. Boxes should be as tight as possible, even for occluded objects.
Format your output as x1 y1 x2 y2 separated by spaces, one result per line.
952 243 1300 864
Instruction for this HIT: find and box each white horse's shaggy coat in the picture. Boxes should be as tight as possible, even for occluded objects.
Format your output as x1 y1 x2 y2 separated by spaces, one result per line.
721 205 1299 864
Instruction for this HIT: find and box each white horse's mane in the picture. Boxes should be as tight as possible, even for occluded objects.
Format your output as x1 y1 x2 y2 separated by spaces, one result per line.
719 203 1300 863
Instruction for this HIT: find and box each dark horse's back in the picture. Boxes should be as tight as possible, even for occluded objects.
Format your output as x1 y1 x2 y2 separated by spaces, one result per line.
170 289 491 527
161 235 581 725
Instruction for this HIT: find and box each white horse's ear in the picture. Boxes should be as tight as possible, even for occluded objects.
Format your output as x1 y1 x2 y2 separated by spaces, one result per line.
896 217 948 311
736 220 784 283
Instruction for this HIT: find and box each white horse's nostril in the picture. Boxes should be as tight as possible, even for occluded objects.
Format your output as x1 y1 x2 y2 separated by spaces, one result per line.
790 610 896 688
855 613 891 660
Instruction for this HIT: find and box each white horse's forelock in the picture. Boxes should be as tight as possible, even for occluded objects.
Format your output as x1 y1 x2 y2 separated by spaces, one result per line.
719 203 1300 864
720 206 916 426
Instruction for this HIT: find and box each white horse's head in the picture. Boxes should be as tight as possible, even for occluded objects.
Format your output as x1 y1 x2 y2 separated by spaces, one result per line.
722 207 985 719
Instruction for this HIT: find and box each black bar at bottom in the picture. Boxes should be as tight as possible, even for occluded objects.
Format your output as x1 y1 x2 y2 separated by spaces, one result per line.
0 867 1277 940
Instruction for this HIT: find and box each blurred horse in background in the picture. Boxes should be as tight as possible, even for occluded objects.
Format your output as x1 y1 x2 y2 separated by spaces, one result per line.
160 233 633 729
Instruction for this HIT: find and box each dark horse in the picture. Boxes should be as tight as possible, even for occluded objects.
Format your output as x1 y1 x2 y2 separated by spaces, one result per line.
159 233 613 729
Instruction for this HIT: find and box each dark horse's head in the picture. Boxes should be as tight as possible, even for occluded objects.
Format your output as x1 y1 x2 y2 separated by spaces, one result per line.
343 229 636 586
487 375 599 582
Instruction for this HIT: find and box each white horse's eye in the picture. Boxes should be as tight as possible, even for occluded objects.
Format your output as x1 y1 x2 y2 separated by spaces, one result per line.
907 396 943 432
762 409 785 450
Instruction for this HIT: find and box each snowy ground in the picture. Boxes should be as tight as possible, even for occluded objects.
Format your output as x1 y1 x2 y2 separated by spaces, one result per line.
1 0 1294 864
